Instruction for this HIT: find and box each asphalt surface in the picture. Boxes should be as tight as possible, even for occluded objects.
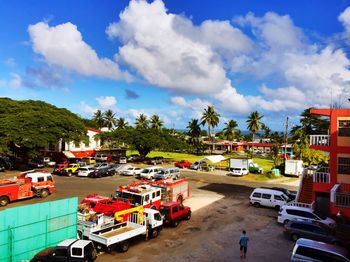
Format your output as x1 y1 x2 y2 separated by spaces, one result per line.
0 168 298 261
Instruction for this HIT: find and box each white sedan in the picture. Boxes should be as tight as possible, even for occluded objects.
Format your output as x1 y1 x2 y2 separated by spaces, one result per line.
227 167 249 176
121 167 142 176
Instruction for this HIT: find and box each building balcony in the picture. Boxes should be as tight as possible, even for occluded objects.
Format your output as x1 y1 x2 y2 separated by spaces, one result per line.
312 167 330 184
332 184 350 208
309 135 330 147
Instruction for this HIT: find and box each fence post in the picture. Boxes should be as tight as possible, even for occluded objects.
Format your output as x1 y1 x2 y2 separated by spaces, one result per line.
8 226 12 262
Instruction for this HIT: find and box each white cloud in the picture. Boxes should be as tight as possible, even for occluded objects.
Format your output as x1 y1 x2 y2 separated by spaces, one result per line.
96 96 117 108
28 22 132 81
9 73 22 88
79 101 97 115
339 7 350 33
170 96 212 118
4 58 16 67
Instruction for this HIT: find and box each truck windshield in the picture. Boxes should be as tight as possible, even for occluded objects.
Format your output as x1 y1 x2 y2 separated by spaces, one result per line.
160 206 170 216
117 192 142 205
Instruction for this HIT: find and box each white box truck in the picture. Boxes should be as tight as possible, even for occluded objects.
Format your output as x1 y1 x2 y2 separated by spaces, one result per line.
229 158 263 174
284 160 303 176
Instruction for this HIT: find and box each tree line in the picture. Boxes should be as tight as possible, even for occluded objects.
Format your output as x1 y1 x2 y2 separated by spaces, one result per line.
0 98 330 165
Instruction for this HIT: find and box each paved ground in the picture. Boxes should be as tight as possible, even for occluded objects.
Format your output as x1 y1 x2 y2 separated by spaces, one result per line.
0 168 300 261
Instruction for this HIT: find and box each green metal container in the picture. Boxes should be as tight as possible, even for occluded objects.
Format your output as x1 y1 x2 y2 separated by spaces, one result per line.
0 197 78 262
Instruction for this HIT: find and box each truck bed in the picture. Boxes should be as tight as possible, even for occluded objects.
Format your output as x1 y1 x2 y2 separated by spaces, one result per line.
88 221 145 247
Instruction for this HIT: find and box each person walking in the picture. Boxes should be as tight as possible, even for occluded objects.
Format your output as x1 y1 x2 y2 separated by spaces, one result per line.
239 230 249 259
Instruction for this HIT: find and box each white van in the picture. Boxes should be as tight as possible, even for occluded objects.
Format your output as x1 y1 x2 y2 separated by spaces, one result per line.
140 166 162 180
250 188 290 209
154 167 180 180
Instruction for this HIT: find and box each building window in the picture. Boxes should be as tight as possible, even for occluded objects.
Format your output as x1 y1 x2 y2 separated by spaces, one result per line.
339 120 350 137
338 157 350 174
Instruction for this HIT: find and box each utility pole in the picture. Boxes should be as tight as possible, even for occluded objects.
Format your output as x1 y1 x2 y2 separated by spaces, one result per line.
284 116 289 160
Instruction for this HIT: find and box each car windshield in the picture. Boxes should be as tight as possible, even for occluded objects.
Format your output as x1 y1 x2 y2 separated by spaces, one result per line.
232 168 241 171
141 169 150 173
314 210 327 220
160 206 170 215
158 170 165 174
117 192 142 205
127 168 133 171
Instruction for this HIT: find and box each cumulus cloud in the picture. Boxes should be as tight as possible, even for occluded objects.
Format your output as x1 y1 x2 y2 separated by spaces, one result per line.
24 66 68 88
9 73 22 88
339 7 350 33
28 22 132 81
79 101 97 115
4 58 16 67
170 96 212 118
96 96 117 108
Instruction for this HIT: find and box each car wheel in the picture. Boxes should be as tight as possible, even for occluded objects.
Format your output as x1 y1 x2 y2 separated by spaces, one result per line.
283 220 289 226
186 211 191 220
291 234 299 242
253 202 260 208
173 219 179 227
67 171 72 177
118 241 130 252
0 196 9 206
151 228 159 238
40 189 49 198
275 205 280 211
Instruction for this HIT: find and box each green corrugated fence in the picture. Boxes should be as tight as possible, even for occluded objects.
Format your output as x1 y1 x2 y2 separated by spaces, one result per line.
0 197 78 262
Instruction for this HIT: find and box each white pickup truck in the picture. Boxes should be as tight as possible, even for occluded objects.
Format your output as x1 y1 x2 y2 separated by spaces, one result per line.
80 208 163 252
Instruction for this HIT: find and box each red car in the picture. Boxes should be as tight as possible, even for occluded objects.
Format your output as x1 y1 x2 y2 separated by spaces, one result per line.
175 160 192 168
160 202 191 227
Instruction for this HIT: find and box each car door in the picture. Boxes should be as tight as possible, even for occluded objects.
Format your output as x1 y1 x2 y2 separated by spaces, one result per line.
272 194 286 208
261 193 272 207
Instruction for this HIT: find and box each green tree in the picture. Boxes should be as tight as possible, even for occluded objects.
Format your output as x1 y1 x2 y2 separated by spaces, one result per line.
223 119 238 141
0 98 87 157
93 110 105 129
201 106 220 140
135 113 149 129
116 117 129 129
292 128 309 160
291 108 329 136
150 115 164 129
103 109 116 130
246 111 264 156
260 123 271 139
187 119 201 144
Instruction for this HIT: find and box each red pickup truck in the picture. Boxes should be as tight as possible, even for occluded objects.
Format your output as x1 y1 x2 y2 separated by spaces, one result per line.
160 202 191 227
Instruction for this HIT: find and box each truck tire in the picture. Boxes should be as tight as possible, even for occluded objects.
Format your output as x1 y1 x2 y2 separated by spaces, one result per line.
0 196 9 206
172 219 179 227
40 189 49 198
151 228 159 238
118 241 130 252
68 171 72 177
253 202 260 208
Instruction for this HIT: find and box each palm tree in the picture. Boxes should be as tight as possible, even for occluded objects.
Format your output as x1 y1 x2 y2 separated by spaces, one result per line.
201 106 220 140
93 110 105 129
103 109 116 130
223 119 238 141
150 115 164 129
246 111 264 156
135 113 149 129
187 119 201 144
116 117 128 129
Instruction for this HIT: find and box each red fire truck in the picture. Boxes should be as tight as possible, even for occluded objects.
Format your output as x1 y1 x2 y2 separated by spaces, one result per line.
79 194 132 216
115 184 162 210
0 171 55 206
151 178 190 203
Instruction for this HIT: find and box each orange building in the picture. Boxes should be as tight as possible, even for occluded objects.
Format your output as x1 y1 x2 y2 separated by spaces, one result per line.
298 108 350 219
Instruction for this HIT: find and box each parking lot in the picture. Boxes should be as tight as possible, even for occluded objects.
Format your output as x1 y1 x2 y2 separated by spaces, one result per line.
0 169 297 261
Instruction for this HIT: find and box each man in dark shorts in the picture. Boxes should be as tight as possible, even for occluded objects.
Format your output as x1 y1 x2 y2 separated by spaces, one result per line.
239 230 249 258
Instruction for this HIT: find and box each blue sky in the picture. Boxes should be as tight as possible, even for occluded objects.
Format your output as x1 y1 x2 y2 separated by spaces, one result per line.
1 0 350 131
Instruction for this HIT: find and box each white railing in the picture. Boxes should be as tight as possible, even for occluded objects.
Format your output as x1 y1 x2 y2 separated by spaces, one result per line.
335 192 350 208
313 167 330 183
309 135 330 146
286 200 314 209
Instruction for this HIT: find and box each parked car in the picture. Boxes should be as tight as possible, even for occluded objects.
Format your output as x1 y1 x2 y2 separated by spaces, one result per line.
154 167 180 180
121 166 142 176
31 239 97 262
94 163 110 169
174 160 192 168
284 220 346 245
189 160 206 170
127 154 141 162
147 156 164 165
52 163 69 175
227 167 249 176
82 157 96 165
59 164 81 176
0 156 13 170
139 166 162 179
89 167 111 178
77 166 96 177
28 159 44 168
106 164 121 175
114 164 132 175
268 187 297 201
43 157 56 167
291 238 350 262
119 157 127 164
250 188 290 210
0 164 5 172
160 202 191 227
95 154 108 162
278 205 337 229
